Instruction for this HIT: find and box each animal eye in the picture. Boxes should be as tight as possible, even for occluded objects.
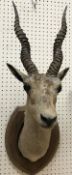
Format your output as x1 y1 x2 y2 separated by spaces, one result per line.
23 83 31 92
56 85 62 93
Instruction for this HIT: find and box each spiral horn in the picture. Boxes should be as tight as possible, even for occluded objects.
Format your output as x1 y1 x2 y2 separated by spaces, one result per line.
46 6 67 76
12 1 38 75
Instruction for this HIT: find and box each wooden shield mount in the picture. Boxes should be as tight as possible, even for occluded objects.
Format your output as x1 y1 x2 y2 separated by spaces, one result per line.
5 106 60 175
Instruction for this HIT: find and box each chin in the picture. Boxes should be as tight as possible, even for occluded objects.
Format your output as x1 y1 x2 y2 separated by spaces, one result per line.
40 120 57 129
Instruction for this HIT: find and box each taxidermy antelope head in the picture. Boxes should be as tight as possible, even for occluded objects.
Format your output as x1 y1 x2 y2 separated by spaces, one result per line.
7 2 69 162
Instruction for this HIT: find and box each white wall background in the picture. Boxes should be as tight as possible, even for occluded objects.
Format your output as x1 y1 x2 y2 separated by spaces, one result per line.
0 0 72 174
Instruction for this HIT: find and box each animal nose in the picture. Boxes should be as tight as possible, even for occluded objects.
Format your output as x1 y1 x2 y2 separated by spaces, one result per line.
41 114 57 127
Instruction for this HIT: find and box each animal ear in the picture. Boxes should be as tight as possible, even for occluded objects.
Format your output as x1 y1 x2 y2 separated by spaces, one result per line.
7 63 27 82
58 67 69 80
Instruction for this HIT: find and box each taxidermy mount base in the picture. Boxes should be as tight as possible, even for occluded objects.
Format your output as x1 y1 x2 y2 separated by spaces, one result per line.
5 106 60 175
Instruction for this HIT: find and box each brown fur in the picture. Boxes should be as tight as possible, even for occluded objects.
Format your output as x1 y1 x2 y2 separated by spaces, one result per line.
6 66 69 162
17 74 61 161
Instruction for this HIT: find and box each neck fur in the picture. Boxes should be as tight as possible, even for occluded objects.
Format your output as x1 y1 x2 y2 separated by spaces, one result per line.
18 108 51 162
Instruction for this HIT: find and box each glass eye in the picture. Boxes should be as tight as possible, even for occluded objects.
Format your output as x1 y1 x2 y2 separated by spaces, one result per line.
23 83 31 92
56 85 62 93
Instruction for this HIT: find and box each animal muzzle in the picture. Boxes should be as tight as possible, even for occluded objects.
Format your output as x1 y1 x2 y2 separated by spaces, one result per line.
41 114 57 128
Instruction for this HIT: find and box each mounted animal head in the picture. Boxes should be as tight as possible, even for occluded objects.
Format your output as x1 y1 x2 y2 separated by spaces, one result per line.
7 2 69 128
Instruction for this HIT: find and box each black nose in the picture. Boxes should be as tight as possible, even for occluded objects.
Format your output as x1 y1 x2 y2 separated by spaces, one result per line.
41 114 57 127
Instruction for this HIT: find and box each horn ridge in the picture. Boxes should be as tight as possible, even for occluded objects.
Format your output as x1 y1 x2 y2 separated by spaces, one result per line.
53 6 67 58
46 6 67 76
12 1 38 75
47 49 63 76
12 1 30 56
21 47 38 74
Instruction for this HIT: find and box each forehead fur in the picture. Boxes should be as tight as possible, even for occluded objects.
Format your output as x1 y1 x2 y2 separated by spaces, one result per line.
25 74 61 88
